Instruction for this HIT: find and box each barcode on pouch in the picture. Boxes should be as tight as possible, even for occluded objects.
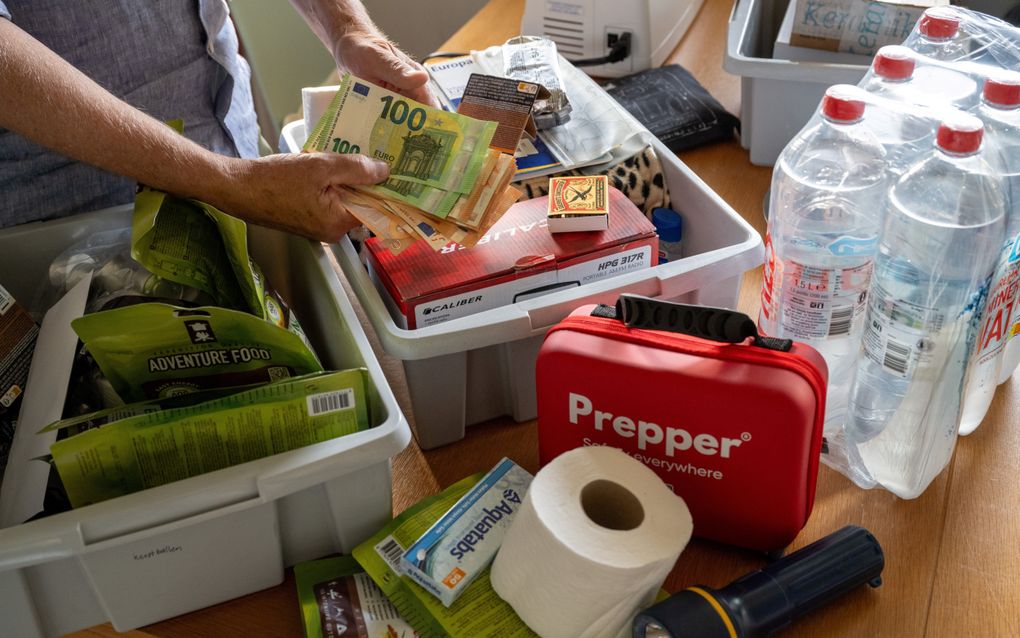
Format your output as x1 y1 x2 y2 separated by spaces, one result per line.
306 389 354 416
375 535 405 571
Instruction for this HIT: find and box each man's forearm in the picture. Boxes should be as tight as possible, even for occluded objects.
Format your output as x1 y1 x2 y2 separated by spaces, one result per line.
0 19 239 207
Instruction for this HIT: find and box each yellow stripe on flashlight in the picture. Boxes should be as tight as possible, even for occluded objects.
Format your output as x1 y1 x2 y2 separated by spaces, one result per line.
687 587 738 638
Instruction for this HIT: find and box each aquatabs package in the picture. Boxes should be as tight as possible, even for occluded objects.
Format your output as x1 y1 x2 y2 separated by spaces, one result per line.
365 187 657 329
399 458 533 606
537 296 828 551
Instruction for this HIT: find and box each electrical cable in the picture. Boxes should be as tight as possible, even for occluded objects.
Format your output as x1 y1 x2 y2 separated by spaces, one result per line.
570 32 633 67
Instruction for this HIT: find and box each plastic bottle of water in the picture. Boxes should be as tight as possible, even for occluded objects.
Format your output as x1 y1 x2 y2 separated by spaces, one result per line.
847 115 1006 498
908 6 1004 68
911 8 968 61
860 47 933 174
907 10 982 111
759 86 888 433
959 75 1020 434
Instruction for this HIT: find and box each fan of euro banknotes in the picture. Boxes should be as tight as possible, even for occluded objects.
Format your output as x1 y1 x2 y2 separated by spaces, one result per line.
303 73 521 254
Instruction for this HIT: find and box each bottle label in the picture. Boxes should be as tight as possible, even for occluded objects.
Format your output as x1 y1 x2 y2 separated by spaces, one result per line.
760 231 779 327
1000 233 1020 346
974 257 1020 365
862 281 944 378
778 259 873 340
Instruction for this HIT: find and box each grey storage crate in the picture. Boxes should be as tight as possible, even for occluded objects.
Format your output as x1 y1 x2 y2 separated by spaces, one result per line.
283 120 764 450
0 207 411 636
725 0 870 165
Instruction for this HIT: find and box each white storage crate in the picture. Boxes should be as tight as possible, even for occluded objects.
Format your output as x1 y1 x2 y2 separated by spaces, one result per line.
725 0 869 165
0 206 411 637
282 120 763 450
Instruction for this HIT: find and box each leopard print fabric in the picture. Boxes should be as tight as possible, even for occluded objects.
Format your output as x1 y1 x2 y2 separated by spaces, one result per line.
516 145 671 218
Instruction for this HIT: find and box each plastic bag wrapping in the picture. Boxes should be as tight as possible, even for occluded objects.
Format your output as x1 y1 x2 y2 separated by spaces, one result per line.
775 86 963 483
45 228 213 315
41 229 217 418
791 14 1020 496
501 35 572 129
901 6 1020 69
472 43 651 170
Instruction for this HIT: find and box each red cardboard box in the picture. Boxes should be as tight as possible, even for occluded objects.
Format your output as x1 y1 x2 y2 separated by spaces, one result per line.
365 188 658 329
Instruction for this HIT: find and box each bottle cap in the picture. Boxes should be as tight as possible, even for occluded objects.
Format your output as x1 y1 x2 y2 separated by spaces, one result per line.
873 46 915 81
920 7 960 40
651 208 682 243
937 115 983 154
821 86 865 123
984 73 1020 108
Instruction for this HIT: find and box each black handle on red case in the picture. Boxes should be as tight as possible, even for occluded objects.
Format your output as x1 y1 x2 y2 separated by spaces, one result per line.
594 294 793 352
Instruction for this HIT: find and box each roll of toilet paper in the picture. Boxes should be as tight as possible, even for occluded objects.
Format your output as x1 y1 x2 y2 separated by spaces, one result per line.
490 446 693 638
301 85 340 133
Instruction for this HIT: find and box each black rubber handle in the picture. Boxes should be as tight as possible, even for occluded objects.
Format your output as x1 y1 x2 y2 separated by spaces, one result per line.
616 294 756 343
601 294 792 351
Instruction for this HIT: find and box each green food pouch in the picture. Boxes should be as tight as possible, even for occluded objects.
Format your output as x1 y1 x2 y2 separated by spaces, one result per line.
295 555 419 638
41 383 265 437
72 303 323 402
49 369 370 507
131 188 250 311
131 187 312 348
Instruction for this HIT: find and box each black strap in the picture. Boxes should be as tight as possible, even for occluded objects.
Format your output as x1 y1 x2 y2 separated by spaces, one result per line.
755 335 794 352
590 294 793 352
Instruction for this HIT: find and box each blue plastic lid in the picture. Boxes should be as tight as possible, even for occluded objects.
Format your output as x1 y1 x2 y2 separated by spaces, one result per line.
652 208 683 242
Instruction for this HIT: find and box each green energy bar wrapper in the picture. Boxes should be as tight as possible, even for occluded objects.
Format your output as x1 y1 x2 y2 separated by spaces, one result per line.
296 555 418 638
72 303 322 402
49 369 370 507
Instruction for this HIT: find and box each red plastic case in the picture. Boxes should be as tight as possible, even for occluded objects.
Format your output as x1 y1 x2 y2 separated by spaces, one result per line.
537 295 828 551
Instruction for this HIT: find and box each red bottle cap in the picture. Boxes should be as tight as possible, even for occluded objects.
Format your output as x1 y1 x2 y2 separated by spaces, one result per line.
873 46 915 80
984 74 1020 108
821 87 865 123
920 8 960 40
937 115 983 154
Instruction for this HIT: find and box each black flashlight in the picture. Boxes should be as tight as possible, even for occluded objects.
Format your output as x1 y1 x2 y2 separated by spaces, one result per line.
633 525 884 638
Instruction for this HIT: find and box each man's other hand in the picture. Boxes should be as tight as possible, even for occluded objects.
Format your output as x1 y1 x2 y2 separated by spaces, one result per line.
334 32 439 107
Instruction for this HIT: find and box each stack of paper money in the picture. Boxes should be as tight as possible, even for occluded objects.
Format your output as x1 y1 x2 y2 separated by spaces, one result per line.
303 74 521 254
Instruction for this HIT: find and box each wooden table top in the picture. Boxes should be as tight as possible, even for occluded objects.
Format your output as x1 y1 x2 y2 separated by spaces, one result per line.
75 0 1020 636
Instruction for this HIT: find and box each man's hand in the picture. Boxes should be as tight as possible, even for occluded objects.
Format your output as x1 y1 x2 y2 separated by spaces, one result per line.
333 31 437 106
290 0 438 107
0 17 393 243
212 153 389 243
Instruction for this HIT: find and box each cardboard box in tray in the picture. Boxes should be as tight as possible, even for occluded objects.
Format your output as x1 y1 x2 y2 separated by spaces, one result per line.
0 206 411 638
365 187 659 329
790 0 948 55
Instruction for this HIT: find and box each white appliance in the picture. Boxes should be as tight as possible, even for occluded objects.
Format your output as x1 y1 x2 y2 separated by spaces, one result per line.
521 0 705 77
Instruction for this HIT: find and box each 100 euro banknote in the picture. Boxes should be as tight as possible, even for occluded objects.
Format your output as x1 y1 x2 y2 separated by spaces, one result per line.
304 74 496 215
